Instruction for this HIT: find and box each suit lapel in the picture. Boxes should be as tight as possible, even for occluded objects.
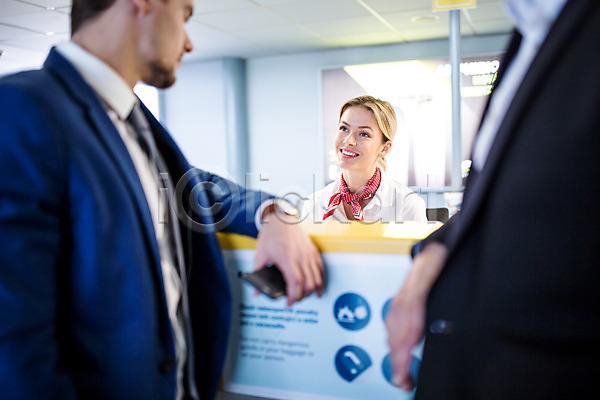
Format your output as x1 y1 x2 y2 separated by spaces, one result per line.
141 104 220 232
450 0 594 251
477 30 522 131
458 30 522 212
141 102 189 180
44 49 163 273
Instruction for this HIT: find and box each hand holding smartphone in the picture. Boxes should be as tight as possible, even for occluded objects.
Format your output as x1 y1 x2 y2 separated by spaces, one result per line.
239 263 287 299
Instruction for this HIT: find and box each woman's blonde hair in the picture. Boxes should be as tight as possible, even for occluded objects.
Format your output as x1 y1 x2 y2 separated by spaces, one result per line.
339 95 397 170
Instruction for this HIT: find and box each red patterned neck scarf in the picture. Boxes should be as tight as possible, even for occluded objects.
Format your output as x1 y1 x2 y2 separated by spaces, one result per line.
323 168 382 221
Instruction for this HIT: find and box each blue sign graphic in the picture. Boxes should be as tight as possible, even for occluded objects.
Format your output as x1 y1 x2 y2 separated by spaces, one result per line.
333 293 371 331
335 345 372 382
381 352 421 387
382 297 392 321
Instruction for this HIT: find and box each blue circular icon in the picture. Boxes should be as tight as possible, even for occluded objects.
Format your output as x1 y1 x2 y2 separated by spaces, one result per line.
381 352 394 384
382 297 392 321
333 293 371 331
381 352 421 387
335 345 372 382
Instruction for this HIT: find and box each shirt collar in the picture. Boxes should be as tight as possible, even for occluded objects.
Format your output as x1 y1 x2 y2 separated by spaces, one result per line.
55 41 138 120
504 0 568 44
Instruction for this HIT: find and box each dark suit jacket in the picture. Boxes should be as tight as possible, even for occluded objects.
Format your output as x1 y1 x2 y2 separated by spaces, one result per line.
416 1 600 398
0 49 270 400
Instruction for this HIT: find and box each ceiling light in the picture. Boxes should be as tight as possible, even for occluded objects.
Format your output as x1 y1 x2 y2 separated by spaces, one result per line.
410 15 440 23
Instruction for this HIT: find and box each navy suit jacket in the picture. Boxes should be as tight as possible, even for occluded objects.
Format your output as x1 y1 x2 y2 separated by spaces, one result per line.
415 1 600 398
0 49 269 400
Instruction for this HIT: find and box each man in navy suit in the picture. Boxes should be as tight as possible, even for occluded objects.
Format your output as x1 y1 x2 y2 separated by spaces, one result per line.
0 0 323 399
386 0 600 398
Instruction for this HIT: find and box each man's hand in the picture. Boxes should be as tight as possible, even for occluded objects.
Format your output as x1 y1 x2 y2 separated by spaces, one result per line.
254 210 324 306
385 241 448 391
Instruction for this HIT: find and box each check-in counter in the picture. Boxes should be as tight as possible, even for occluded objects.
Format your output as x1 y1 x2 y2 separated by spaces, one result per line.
217 221 442 400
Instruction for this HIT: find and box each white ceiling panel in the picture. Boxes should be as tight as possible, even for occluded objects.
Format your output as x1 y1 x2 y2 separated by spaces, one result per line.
193 0 257 15
328 30 405 48
0 22 30 40
192 7 288 32
55 5 71 15
239 23 326 46
266 0 370 24
253 0 304 5
0 9 69 34
0 0 514 74
186 20 245 45
0 0 41 16
184 22 267 61
21 0 71 8
187 43 268 62
361 0 434 14
383 9 450 32
304 15 393 38
463 2 508 21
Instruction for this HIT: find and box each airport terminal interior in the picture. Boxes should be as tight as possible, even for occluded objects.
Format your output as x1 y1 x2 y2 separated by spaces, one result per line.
1 1 519 399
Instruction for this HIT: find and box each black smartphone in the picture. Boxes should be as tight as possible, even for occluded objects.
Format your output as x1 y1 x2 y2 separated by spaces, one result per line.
239 264 286 299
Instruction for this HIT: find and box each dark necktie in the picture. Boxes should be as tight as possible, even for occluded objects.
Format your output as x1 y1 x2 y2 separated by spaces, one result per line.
127 102 199 400
127 102 183 265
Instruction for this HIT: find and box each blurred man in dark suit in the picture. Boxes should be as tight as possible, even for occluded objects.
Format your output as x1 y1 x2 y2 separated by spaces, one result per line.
386 0 600 398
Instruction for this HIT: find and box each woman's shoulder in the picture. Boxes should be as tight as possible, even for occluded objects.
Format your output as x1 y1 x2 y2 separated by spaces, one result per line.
379 171 417 198
309 179 338 200
379 172 427 220
302 179 339 217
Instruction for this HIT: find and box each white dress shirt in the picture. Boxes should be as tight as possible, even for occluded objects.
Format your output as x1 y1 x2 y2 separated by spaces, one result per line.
472 0 568 170
56 41 187 400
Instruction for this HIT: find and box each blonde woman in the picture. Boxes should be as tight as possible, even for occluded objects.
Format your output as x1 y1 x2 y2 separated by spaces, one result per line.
303 95 426 222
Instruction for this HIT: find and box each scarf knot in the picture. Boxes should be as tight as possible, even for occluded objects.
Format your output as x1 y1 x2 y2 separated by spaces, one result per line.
323 168 381 221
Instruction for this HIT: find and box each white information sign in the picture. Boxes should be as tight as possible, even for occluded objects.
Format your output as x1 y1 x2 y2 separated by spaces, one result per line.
221 248 421 400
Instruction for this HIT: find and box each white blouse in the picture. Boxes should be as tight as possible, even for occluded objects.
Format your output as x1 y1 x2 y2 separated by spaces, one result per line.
302 171 427 223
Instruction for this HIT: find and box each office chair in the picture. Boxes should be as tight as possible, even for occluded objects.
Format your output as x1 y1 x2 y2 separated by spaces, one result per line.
426 207 449 223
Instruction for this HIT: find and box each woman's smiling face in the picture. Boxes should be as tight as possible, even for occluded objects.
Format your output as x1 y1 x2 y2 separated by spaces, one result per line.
335 105 390 174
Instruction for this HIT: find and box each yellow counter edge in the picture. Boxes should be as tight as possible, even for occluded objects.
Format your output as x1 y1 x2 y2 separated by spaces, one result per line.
217 221 442 255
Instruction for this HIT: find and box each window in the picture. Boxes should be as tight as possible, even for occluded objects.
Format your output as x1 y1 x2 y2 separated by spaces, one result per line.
321 55 501 189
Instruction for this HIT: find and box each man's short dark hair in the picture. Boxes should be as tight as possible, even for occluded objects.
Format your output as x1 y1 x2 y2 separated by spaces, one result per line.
71 0 117 34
